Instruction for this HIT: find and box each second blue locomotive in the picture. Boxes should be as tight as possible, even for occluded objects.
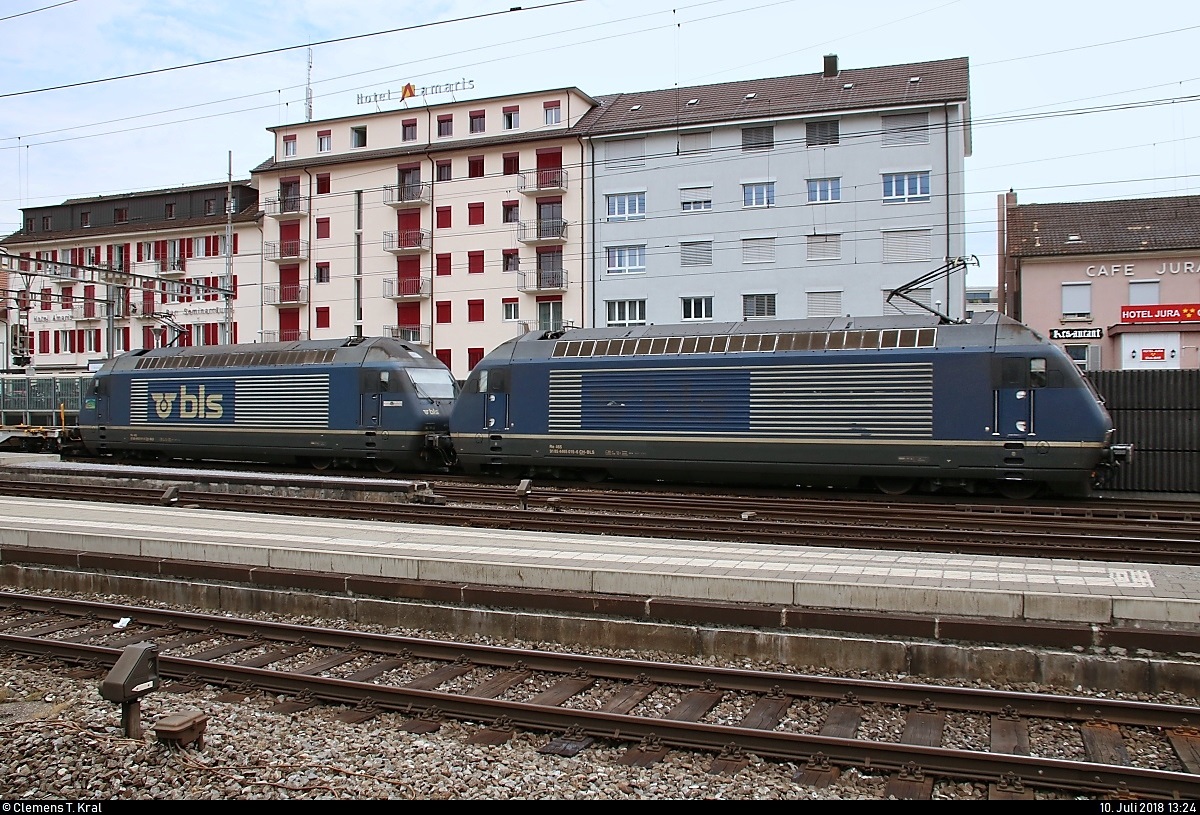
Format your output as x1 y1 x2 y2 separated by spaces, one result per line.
447 312 1131 498
77 336 458 472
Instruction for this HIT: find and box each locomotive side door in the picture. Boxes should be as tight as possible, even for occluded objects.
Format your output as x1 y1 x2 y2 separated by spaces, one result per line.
994 357 1045 438
360 371 382 429
482 366 511 432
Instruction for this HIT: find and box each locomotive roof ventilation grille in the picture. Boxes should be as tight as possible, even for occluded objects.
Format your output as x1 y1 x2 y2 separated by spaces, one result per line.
551 327 936 358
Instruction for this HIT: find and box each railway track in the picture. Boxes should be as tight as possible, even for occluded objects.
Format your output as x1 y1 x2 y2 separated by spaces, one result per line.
2 591 1197 800
2 471 1200 565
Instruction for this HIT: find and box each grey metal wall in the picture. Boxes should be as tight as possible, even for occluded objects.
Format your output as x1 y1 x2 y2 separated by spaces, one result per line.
1088 370 1200 493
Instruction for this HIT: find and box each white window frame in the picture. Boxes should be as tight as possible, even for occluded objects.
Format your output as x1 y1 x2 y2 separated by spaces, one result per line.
742 293 776 319
544 103 562 125
1061 283 1092 320
606 245 646 275
680 186 713 212
606 299 647 327
283 138 297 157
882 171 931 203
318 133 332 152
503 109 519 130
807 177 841 203
503 300 520 321
743 182 775 208
681 296 713 321
606 193 646 222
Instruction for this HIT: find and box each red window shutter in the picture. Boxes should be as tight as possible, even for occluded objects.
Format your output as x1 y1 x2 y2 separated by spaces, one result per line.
142 326 153 348
435 301 452 323
468 203 484 225
468 251 483 274
316 218 330 239
232 233 239 254
53 332 60 354
84 284 95 300
436 254 451 276
468 347 484 369
75 330 83 352
39 330 49 354
136 243 143 262
185 239 193 258
436 207 451 229
435 349 451 369
232 275 238 296
121 327 130 350
204 236 213 256
468 300 484 321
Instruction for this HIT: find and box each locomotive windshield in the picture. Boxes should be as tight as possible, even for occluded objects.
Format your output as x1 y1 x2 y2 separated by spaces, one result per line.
407 368 458 400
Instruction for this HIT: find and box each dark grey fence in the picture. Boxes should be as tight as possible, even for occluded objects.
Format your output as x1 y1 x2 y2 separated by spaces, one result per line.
1088 370 1200 493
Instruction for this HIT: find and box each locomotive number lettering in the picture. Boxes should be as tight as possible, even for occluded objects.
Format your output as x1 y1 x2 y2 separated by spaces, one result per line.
151 385 224 420
549 444 595 456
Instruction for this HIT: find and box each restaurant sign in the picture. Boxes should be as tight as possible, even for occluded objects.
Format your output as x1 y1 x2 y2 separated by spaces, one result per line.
1050 327 1103 340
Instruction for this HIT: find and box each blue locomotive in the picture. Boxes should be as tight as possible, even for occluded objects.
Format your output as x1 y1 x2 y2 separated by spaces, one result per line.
77 336 458 472
447 313 1132 498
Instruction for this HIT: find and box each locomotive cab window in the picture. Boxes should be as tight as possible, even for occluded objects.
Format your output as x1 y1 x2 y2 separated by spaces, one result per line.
408 368 459 400
1030 358 1047 389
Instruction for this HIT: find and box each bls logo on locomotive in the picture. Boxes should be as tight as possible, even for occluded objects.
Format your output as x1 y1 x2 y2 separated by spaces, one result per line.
151 385 224 420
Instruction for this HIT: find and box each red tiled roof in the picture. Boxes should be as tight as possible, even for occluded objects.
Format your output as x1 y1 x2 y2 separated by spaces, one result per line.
1007 195 1200 257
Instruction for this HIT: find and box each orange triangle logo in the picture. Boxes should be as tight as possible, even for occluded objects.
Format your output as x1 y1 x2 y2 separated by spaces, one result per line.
400 83 417 101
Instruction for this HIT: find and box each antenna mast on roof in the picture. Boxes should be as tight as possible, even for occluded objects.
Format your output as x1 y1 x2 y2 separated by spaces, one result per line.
305 48 313 122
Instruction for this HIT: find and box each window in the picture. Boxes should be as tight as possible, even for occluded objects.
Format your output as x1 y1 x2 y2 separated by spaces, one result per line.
1065 345 1090 370
1062 283 1092 320
41 216 52 230
468 348 485 369
316 218 330 239
679 131 711 154
503 106 519 129
743 182 775 208
350 126 367 148
468 156 484 178
436 161 452 182
502 154 519 175
607 300 646 327
468 251 484 274
883 171 931 203
807 120 840 146
807 234 841 261
742 237 776 263
605 138 645 167
113 207 128 224
316 174 331 195
808 291 843 317
503 298 520 320
468 202 484 226
79 212 90 228
681 187 713 212
436 207 451 229
40 288 52 310
883 287 932 316
316 306 330 328
204 199 216 216
469 110 485 133
468 299 484 321
680 241 713 266
807 178 841 203
165 203 176 219
1129 280 1159 305
743 293 776 319
436 254 452 276
502 201 519 223
283 135 297 157
606 193 646 221
544 101 561 125
25 217 33 232
741 126 774 151
606 245 646 275
437 115 453 137
435 349 452 368
316 263 330 284
435 300 452 323
682 296 713 321
317 130 332 152
882 113 929 146
402 119 417 142
502 249 520 272
882 229 932 262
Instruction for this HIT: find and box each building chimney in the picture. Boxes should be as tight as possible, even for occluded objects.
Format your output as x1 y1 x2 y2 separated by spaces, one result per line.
823 54 838 78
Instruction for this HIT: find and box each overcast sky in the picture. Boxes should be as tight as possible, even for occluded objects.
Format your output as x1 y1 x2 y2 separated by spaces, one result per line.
2 0 1197 287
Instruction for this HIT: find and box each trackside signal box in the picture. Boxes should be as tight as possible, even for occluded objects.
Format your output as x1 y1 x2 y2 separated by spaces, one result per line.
100 642 161 703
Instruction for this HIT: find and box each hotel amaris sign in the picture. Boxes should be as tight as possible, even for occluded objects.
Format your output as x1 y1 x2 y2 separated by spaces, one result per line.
356 79 476 106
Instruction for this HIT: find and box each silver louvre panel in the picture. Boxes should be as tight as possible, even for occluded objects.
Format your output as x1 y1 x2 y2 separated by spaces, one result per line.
741 126 774 151
605 138 645 167
884 287 933 315
807 290 842 317
742 237 775 263
681 241 713 266
882 229 932 262
679 131 711 153
680 186 712 204
547 372 582 432
882 112 930 146
807 234 841 260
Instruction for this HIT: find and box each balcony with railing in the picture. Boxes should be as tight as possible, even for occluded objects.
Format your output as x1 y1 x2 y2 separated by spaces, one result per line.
383 229 430 255
260 329 310 343
72 301 108 321
519 319 570 334
517 218 568 244
264 284 309 305
383 324 431 345
383 275 431 300
518 168 567 194
156 257 188 278
100 261 130 282
517 268 569 293
265 239 309 262
263 194 307 220
384 183 431 208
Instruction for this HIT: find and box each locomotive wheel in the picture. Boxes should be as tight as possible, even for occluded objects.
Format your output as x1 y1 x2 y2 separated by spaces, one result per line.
309 457 334 471
373 460 396 473
873 477 916 496
995 481 1041 500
